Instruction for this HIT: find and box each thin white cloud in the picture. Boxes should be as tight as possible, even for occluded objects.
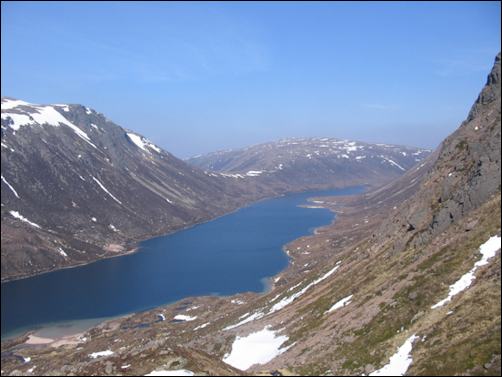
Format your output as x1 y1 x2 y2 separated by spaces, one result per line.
432 51 494 77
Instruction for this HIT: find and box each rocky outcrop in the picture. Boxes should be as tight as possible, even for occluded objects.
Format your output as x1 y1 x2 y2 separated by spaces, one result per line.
378 52 501 254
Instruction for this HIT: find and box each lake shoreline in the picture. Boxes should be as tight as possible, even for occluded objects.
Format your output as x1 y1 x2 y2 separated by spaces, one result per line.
1 185 365 342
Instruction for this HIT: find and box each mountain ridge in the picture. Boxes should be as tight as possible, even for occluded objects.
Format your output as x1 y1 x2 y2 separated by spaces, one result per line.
187 136 431 193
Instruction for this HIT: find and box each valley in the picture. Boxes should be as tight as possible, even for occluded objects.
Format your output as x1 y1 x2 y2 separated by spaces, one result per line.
1 99 428 282
0 53 500 376
1 1 500 376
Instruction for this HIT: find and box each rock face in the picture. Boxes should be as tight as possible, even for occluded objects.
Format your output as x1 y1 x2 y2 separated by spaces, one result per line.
1 99 251 281
188 137 431 192
371 52 501 254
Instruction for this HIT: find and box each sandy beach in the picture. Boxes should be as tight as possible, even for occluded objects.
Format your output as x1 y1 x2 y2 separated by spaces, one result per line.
26 335 54 345
26 332 85 348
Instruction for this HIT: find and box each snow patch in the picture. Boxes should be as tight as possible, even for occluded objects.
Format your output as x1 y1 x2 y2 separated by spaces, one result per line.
221 173 245 179
224 311 265 331
223 326 289 370
269 264 341 314
56 247 68 258
88 350 114 359
327 295 353 313
173 314 197 322
1 175 20 198
1 98 32 110
2 103 98 149
246 170 264 177
148 143 161 153
34 106 97 148
194 322 210 330
370 335 418 376
431 236 501 309
127 133 148 150
126 132 161 153
92 177 123 205
54 104 70 112
1 142 15 152
9 211 41 229
145 370 194 376
1 113 34 130
380 156 405 171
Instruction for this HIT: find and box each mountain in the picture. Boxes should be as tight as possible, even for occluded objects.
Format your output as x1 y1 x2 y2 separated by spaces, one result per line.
1 100 430 282
1 98 253 281
187 137 431 192
2 54 497 376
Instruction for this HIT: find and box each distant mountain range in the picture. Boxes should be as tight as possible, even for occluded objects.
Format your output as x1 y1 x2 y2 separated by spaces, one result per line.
187 137 431 192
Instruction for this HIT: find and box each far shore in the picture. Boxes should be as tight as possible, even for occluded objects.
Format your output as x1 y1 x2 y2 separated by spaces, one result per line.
0 246 139 284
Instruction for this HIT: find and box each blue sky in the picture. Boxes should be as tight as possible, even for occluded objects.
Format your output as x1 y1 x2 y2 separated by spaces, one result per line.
1 1 500 158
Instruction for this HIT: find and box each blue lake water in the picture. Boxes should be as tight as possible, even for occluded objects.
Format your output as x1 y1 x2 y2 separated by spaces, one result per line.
1 186 364 338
